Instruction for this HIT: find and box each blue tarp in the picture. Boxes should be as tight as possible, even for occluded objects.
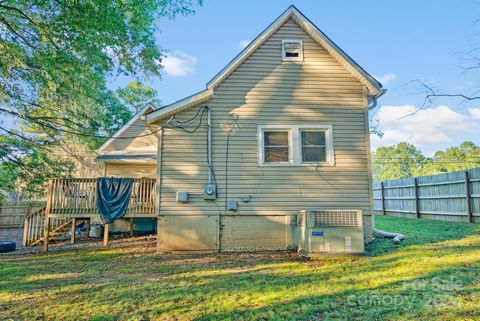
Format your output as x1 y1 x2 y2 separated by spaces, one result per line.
96 177 134 224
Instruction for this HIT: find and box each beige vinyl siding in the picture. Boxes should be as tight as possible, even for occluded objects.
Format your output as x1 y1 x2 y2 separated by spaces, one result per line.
157 18 373 250
100 112 157 178
105 163 156 178
103 117 157 154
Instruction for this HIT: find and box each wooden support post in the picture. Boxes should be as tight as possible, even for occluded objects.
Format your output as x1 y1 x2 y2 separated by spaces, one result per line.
465 170 473 223
22 218 28 247
22 206 32 247
70 218 76 244
380 181 386 215
43 216 50 252
25 205 32 228
103 223 110 247
129 217 134 237
414 178 420 219
44 180 53 253
85 219 90 239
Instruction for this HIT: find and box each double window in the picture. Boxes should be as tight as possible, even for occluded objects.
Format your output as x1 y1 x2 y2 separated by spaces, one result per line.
258 125 334 166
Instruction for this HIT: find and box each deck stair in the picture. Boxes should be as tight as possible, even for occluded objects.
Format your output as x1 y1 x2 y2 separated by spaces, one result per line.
23 207 83 246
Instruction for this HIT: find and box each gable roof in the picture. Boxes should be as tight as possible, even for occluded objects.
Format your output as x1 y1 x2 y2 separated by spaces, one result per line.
96 104 155 153
144 5 383 124
143 89 213 123
208 5 382 95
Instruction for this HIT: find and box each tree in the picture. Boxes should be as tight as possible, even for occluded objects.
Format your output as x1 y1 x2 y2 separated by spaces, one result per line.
420 141 480 174
372 142 426 181
372 141 480 181
0 163 18 201
0 0 200 196
0 134 74 198
117 81 160 113
0 0 199 154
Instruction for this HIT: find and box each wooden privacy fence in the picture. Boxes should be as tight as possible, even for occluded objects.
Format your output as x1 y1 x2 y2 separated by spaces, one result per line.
373 168 480 223
0 200 46 227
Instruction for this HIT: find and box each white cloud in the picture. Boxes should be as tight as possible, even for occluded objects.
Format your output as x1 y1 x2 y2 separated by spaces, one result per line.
468 108 480 120
238 40 250 49
374 73 397 84
371 105 479 149
162 50 197 77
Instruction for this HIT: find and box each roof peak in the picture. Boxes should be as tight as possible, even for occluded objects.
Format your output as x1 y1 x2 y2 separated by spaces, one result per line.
206 5 382 95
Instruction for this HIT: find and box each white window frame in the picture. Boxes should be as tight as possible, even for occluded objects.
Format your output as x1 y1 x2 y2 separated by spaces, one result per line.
258 125 334 166
258 127 293 165
282 39 304 62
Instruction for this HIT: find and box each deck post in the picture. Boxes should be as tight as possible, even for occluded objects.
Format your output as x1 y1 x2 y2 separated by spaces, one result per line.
43 216 50 252
70 218 76 244
44 180 53 252
129 217 134 236
22 205 32 247
103 223 110 247
22 218 28 247
85 218 90 239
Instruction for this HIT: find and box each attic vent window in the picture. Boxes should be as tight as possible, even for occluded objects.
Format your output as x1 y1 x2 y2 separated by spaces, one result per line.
282 40 303 61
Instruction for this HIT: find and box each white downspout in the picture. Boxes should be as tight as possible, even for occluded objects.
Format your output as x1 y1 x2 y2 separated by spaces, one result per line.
369 89 404 244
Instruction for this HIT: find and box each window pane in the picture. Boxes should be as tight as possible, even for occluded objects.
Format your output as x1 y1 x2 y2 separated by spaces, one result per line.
301 131 325 146
265 147 289 162
302 147 326 162
264 131 288 146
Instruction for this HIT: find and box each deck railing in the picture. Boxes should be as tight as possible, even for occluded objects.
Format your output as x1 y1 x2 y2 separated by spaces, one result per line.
23 207 70 246
47 178 156 217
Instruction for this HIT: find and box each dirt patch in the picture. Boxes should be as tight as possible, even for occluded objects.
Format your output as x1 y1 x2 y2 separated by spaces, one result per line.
0 229 157 256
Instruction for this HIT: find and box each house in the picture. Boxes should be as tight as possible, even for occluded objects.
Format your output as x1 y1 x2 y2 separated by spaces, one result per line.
25 6 384 252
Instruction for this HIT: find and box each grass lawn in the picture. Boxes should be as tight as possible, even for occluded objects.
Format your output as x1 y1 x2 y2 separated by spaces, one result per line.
1 215 479 321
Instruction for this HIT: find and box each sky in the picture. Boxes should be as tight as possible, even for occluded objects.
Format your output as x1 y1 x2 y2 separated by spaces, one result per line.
115 0 480 156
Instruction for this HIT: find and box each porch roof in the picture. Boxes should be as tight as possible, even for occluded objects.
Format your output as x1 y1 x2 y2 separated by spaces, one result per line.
95 154 157 164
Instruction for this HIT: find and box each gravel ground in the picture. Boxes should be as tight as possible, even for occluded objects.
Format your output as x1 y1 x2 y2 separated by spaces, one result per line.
0 228 23 247
0 227 157 256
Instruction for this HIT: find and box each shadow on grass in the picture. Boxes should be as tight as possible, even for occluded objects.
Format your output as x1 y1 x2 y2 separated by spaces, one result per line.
189 263 480 321
0 216 479 320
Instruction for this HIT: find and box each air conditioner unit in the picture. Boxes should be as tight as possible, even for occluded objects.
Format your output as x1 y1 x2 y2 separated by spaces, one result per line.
297 209 364 257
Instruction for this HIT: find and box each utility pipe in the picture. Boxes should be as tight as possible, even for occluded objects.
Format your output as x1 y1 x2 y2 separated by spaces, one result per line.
207 106 212 184
373 227 405 244
372 214 404 244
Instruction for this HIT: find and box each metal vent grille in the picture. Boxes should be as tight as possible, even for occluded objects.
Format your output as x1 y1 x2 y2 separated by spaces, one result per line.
314 210 359 227
297 212 306 226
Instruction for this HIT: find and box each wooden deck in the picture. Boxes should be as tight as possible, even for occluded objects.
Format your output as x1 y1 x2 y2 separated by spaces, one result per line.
22 177 156 250
47 178 157 218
